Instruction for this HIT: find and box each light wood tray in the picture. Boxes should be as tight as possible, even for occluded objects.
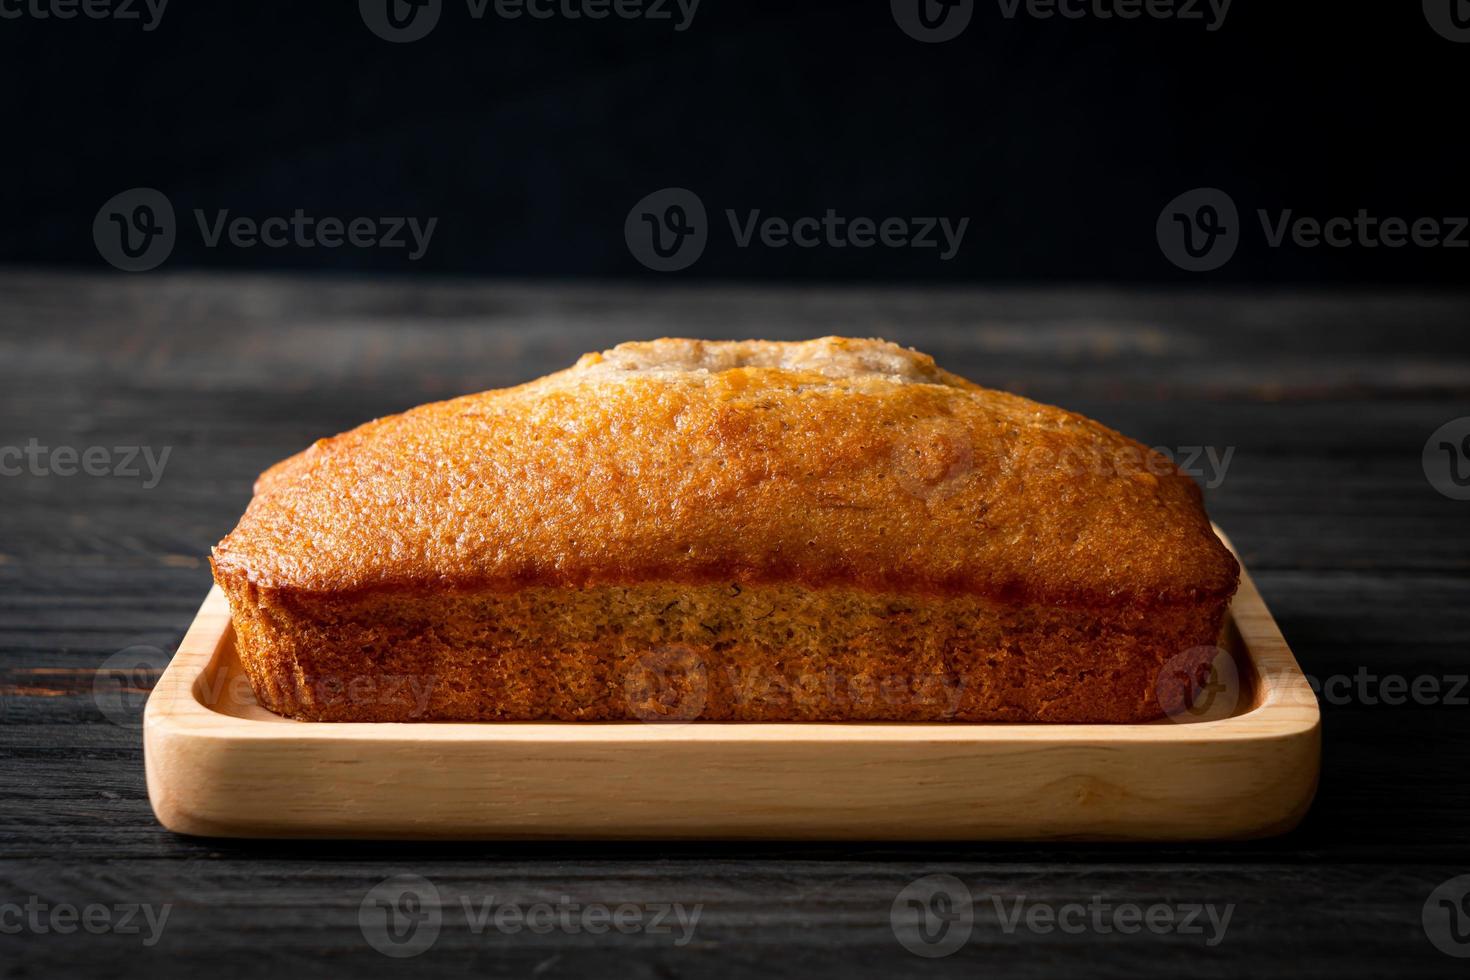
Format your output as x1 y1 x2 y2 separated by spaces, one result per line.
145 534 1319 841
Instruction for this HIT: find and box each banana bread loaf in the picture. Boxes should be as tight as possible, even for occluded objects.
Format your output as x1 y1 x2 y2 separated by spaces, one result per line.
211 337 1239 723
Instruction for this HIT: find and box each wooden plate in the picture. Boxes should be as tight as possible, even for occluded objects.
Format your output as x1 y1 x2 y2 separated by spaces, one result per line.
144 531 1319 840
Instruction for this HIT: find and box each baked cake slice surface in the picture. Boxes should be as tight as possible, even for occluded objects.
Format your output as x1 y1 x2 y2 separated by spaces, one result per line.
211 337 1239 723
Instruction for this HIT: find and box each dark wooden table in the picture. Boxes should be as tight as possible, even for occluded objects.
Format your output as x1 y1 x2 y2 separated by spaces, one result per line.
3 270 1467 978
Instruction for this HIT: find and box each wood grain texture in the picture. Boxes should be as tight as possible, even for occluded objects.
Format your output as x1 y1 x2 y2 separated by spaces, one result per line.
2 272 1469 977
142 544 1318 840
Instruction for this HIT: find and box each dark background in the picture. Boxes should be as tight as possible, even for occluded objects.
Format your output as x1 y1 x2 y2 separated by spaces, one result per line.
4 276 1470 979
1 0 1467 282
5 4 1470 979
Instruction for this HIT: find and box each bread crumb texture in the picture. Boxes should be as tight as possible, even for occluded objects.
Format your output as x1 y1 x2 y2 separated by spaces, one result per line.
213 337 1238 723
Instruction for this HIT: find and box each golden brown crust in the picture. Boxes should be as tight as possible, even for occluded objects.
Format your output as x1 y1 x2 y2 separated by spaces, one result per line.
213 337 1237 608
212 337 1239 724
214 574 1229 724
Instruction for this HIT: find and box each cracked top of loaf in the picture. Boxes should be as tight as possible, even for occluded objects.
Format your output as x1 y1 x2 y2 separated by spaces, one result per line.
211 337 1238 606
